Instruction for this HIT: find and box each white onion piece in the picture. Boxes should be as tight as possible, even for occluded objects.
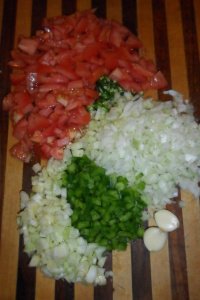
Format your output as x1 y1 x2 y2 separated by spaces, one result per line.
154 209 180 232
32 163 42 173
85 265 97 283
20 191 30 209
143 227 167 251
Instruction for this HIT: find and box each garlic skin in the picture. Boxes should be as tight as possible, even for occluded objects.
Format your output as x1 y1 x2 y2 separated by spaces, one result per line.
143 227 167 252
154 209 180 232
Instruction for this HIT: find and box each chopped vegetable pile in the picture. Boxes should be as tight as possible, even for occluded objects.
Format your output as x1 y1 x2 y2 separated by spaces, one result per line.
8 6 199 288
3 10 167 162
62 155 146 251
18 90 200 285
18 160 109 285
73 90 200 208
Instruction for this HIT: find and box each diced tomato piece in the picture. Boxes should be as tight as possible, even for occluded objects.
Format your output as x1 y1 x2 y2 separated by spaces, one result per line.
84 88 98 100
18 37 39 55
40 143 52 159
109 28 123 47
80 43 101 61
27 114 50 134
50 147 64 160
110 67 132 83
13 91 33 115
90 67 108 84
39 107 53 117
75 62 91 78
3 94 14 111
48 108 63 123
39 50 57 66
10 72 26 85
13 118 28 140
98 25 111 43
36 64 54 73
54 127 65 138
119 80 142 92
32 143 43 160
139 58 156 73
38 83 67 93
67 80 83 90
125 35 143 49
131 63 153 78
41 123 58 138
64 98 80 111
103 51 119 70
57 63 78 80
82 34 96 45
117 46 140 62
74 42 86 53
75 16 88 34
8 59 26 68
57 113 70 127
11 49 38 66
130 71 146 84
89 56 104 67
55 137 69 147
30 130 44 143
55 65 78 80
67 106 90 126
37 73 69 84
150 71 168 89
10 141 32 163
109 67 124 81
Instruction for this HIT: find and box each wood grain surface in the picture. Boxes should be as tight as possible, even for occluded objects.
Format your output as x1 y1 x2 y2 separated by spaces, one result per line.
0 1 200 300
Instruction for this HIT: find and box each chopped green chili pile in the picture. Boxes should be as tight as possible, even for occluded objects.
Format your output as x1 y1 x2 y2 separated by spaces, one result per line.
62 155 147 251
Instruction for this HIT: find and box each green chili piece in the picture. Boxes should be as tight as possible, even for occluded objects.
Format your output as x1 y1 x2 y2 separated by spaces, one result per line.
62 155 147 251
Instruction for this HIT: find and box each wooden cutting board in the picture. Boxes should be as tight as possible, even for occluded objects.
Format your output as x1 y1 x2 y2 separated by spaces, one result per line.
0 1 200 299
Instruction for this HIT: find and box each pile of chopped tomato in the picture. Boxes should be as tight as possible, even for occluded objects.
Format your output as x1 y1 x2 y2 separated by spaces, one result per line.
3 10 167 162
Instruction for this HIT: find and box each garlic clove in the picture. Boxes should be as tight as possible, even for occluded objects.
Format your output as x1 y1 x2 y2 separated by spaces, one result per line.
143 227 167 251
154 209 180 232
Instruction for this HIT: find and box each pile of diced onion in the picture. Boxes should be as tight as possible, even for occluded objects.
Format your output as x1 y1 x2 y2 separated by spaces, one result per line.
74 90 200 208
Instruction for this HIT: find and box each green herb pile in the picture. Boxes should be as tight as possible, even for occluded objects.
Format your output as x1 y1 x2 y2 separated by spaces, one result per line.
62 155 147 251
89 76 125 111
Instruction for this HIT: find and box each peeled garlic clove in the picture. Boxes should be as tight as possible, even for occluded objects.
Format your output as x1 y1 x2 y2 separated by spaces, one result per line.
154 209 180 232
143 227 167 251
